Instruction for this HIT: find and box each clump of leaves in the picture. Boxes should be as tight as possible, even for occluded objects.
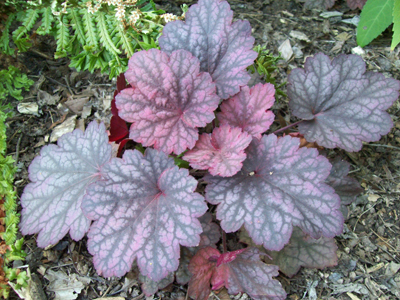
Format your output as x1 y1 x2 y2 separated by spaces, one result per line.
0 66 33 101
20 0 399 299
0 109 27 298
0 0 182 79
248 45 286 96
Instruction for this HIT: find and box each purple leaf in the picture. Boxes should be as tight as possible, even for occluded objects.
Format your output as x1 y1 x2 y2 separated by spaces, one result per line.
266 227 338 278
139 273 174 296
183 125 252 177
347 0 367 9
116 49 220 155
288 53 400 151
82 148 208 281
325 157 363 205
176 247 195 285
214 248 286 300
20 121 112 248
205 134 344 251
159 0 257 99
198 212 221 248
218 83 275 139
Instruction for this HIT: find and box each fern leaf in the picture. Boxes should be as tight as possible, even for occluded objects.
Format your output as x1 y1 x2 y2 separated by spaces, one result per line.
37 7 53 35
12 8 40 40
55 16 70 58
114 21 135 57
97 11 121 55
69 8 86 45
81 8 98 49
0 13 16 55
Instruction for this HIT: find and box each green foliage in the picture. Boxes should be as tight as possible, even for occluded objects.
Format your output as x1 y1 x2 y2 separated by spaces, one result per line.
0 108 27 296
392 0 400 49
0 66 34 101
357 0 394 47
0 0 177 79
248 45 286 96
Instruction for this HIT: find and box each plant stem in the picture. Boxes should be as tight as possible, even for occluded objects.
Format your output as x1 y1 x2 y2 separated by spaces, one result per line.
273 120 304 135
222 230 227 253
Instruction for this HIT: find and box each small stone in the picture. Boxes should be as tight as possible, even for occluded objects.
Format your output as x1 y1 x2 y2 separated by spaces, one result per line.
349 272 356 280
17 102 39 115
351 46 366 57
278 39 293 61
290 30 310 42
292 46 304 58
320 11 343 18
342 16 360 26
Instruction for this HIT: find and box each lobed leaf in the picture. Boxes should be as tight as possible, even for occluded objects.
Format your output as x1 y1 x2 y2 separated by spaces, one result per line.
20 121 112 248
116 49 219 155
325 158 363 205
218 83 275 139
188 247 286 300
82 148 207 281
188 247 220 300
205 134 344 251
159 0 257 99
288 53 400 151
198 212 221 248
183 125 252 177
266 227 338 277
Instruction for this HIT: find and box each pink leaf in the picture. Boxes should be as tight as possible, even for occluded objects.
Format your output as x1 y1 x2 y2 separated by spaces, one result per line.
20 121 112 247
218 83 275 139
188 247 221 300
82 148 208 281
183 125 252 177
159 0 257 99
188 247 286 300
266 227 338 277
205 134 344 251
116 49 220 155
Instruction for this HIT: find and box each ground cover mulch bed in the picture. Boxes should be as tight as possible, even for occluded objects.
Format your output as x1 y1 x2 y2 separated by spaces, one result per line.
2 0 400 299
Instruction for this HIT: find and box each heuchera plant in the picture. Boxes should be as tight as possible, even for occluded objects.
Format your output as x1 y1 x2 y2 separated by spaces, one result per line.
20 0 400 299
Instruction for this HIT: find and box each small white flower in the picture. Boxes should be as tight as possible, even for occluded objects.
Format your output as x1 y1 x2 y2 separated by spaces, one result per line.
161 13 179 23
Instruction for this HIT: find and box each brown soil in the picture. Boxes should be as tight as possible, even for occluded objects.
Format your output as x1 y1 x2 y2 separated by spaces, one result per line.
3 0 400 299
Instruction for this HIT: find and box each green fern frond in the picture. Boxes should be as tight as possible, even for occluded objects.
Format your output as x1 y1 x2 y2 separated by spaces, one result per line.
97 11 121 55
12 8 40 40
2 224 18 245
69 8 86 45
55 15 70 58
0 13 16 55
114 22 135 57
37 6 53 35
5 211 20 228
81 8 98 49
3 191 17 212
